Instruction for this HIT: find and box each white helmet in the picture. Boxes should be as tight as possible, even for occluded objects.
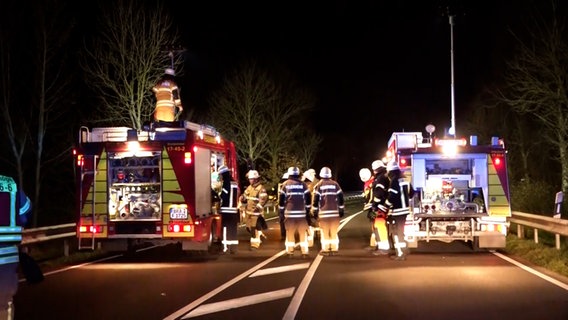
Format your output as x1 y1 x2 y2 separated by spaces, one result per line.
371 160 385 171
319 167 332 179
282 172 289 179
302 168 316 182
165 68 175 76
287 166 300 177
386 161 400 172
359 168 372 182
218 165 229 174
247 170 260 179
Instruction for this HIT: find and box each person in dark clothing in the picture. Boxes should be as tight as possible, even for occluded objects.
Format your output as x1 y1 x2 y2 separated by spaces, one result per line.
279 167 312 258
218 166 240 254
385 162 415 261
370 160 391 256
1 175 32 319
312 167 345 256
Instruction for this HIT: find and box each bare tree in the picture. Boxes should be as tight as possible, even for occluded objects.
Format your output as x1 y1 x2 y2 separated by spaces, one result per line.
207 61 274 167
207 60 319 188
0 39 28 191
296 130 323 171
263 83 318 185
497 2 568 193
81 0 181 130
26 0 78 226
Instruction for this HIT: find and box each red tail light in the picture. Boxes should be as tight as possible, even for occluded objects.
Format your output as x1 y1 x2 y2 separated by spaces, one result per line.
168 223 192 232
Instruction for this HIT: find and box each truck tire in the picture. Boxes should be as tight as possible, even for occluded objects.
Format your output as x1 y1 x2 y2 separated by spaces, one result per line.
471 236 481 252
207 221 222 254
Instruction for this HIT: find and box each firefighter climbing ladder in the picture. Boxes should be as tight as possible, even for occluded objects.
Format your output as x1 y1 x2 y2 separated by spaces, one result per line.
78 154 97 250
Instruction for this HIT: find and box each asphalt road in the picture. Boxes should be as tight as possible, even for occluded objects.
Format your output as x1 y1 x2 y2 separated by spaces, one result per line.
14 202 568 320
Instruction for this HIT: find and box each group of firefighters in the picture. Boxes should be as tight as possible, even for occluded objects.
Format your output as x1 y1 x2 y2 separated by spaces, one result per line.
215 165 345 258
360 160 415 261
218 159 414 262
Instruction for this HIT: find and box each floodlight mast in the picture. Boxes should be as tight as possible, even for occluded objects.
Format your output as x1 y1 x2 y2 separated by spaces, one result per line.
449 13 456 138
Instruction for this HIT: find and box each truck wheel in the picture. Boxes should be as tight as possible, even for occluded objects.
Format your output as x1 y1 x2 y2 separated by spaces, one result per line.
207 222 222 254
471 236 481 252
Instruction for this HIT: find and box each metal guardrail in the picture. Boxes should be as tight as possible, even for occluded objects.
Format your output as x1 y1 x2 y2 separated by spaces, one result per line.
21 199 567 256
510 211 568 250
21 223 76 256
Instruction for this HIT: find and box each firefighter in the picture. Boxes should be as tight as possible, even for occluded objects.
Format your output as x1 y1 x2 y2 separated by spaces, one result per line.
218 166 240 254
279 167 311 258
0 175 32 320
277 172 289 241
385 161 415 261
312 167 344 256
370 160 391 256
359 167 375 248
152 68 183 124
239 170 268 250
301 168 318 247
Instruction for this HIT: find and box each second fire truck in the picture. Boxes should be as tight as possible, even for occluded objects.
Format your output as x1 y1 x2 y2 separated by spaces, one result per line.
386 129 511 250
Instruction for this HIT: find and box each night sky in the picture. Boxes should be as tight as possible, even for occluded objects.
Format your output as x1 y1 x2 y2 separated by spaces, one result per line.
171 0 549 189
2 0 560 191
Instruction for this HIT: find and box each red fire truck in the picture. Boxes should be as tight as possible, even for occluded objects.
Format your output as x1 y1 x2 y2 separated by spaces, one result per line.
386 130 510 250
73 121 238 253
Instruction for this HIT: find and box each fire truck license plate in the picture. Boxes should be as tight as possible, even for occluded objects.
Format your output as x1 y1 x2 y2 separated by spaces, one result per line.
170 207 187 220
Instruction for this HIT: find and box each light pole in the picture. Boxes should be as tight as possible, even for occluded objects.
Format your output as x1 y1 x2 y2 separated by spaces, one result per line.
448 14 456 138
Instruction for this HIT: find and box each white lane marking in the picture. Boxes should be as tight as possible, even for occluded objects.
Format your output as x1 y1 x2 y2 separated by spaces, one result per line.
250 262 310 278
282 210 362 320
163 250 288 320
167 210 364 319
19 254 122 282
492 251 568 291
19 245 163 281
181 287 295 319
283 254 323 320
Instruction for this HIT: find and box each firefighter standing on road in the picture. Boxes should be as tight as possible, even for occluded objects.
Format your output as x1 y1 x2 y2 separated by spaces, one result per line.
359 167 375 247
301 168 318 247
152 68 183 123
277 172 289 241
279 167 311 258
1 175 32 320
218 166 240 254
312 167 344 256
370 160 391 255
240 170 268 250
385 161 415 261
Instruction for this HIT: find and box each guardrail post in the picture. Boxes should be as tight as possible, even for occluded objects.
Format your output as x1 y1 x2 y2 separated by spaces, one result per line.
516 224 524 238
534 229 538 244
553 191 563 250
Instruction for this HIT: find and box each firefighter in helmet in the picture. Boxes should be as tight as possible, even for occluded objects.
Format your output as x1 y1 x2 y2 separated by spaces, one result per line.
279 167 311 258
218 165 240 254
301 168 319 247
311 167 345 256
385 161 415 261
0 175 32 320
277 172 289 241
239 170 268 250
370 160 391 255
359 167 374 247
152 68 183 123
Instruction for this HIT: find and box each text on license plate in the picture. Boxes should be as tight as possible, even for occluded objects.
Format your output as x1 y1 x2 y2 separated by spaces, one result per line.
170 207 188 220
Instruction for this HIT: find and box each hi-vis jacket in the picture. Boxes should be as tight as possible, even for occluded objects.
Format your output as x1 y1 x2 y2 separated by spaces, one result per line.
153 76 183 122
279 178 311 218
0 176 29 266
386 177 415 216
241 182 268 215
312 179 344 218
